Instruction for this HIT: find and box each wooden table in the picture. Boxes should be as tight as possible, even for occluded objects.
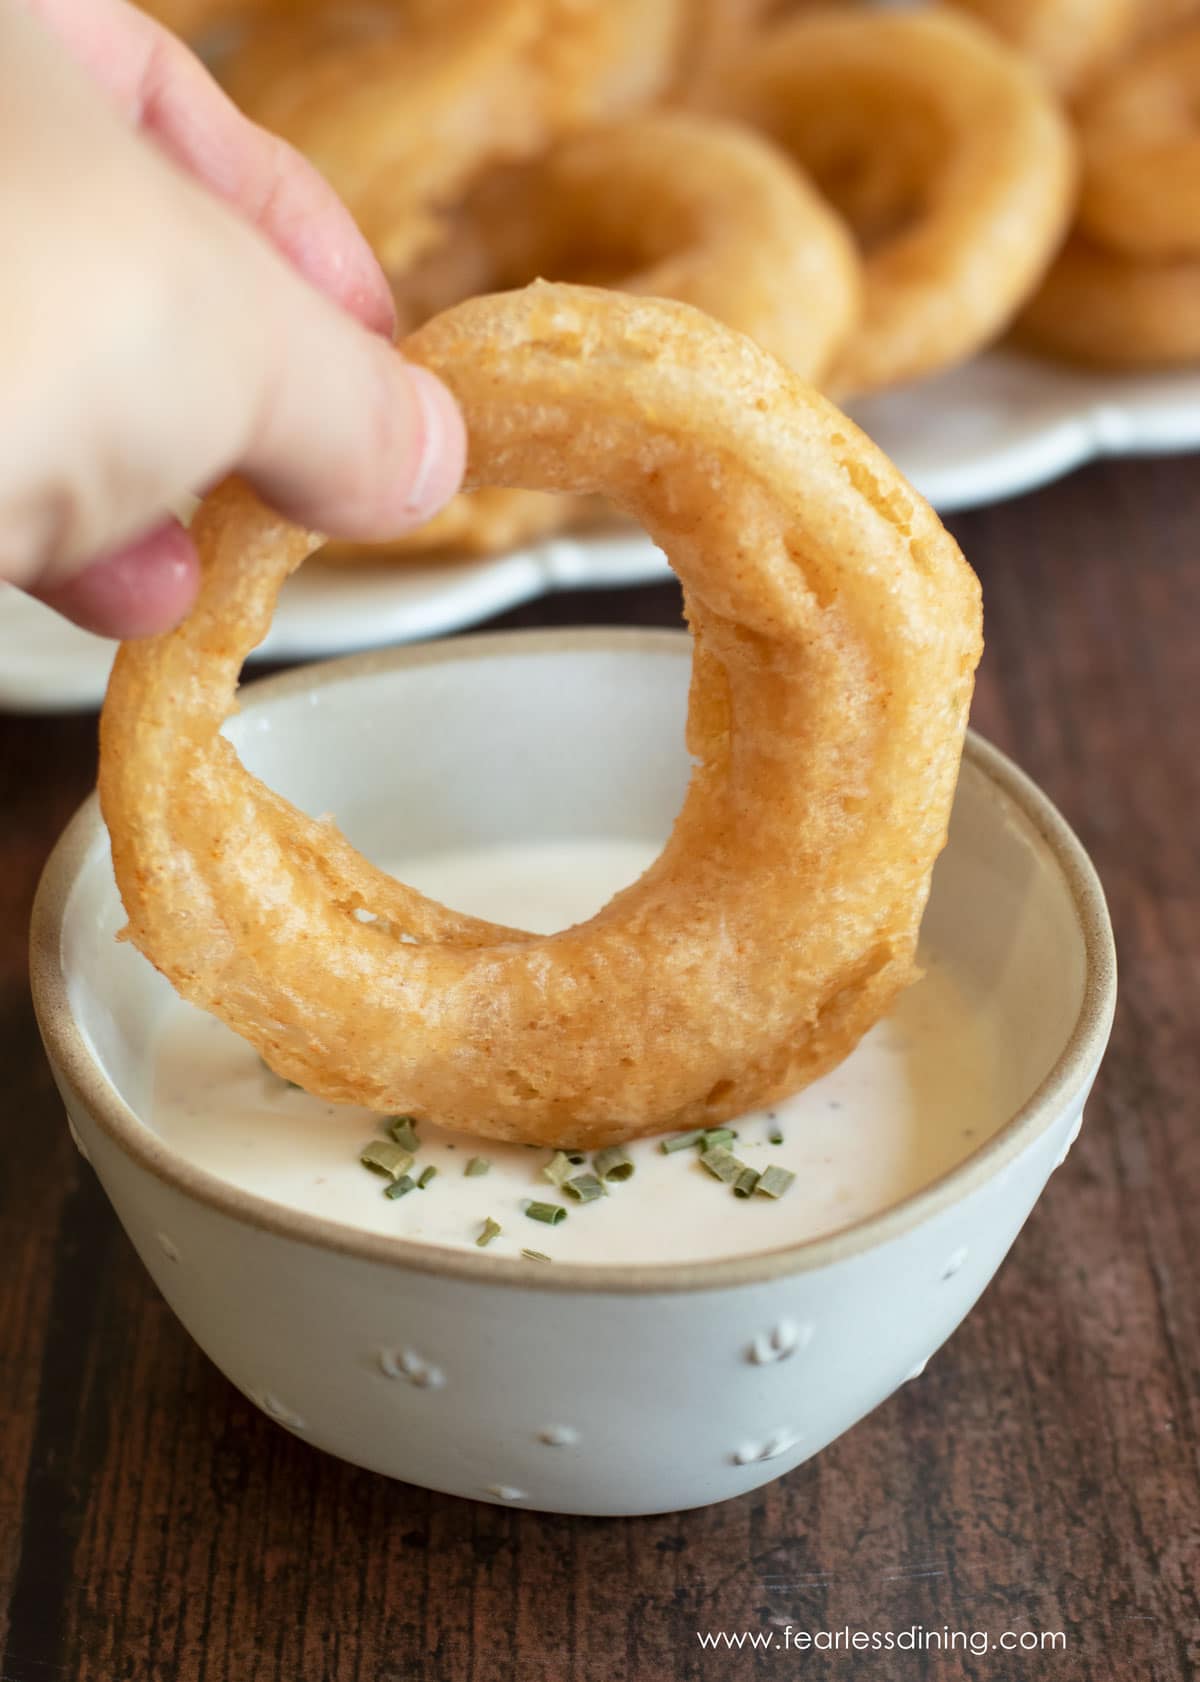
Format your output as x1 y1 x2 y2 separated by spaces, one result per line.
1 454 1197 1682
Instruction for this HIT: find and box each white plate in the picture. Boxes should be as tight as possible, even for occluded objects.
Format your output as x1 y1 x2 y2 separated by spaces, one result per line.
4 349 1198 711
0 532 671 713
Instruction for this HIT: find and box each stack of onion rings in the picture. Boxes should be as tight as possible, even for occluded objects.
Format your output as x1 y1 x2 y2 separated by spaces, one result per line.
1076 23 1200 261
704 6 1075 396
1019 18 1200 367
325 110 861 563
99 284 982 1147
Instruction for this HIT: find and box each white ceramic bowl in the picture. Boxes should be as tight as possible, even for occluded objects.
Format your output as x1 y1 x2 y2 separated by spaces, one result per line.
31 631 1115 1516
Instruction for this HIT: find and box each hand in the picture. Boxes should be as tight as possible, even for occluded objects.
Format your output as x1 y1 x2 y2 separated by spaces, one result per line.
0 0 466 637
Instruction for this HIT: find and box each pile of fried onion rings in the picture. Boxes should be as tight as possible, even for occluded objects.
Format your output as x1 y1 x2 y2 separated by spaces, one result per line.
701 5 1076 397
1019 17 1200 367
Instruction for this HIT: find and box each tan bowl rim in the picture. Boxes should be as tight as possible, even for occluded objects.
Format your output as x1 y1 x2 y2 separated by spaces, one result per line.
30 627 1117 1295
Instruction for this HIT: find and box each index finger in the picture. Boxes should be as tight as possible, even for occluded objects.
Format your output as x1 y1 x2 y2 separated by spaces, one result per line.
19 0 396 336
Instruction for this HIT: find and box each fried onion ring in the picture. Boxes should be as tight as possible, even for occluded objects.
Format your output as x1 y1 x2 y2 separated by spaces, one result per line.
674 0 860 97
99 284 981 1148
218 1 549 271
219 0 683 271
1075 20 1200 262
323 111 861 564
706 7 1076 396
941 0 1139 95
135 0 241 36
1016 234 1200 367
1139 0 1200 39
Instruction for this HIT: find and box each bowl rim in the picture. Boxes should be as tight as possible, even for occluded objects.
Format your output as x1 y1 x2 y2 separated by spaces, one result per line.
30 627 1117 1295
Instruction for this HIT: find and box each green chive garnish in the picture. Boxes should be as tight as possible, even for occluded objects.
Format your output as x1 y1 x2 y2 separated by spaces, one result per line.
699 1145 744 1184
543 1150 575 1189
525 1201 567 1226
384 1174 416 1200
660 1128 706 1154
476 1216 501 1247
756 1165 796 1199
733 1167 762 1198
360 1140 415 1181
464 1156 491 1177
387 1116 419 1152
566 1151 587 1165
701 1127 737 1149
564 1172 604 1203
521 1248 552 1263
768 1124 784 1146
417 1165 437 1189
593 1146 634 1182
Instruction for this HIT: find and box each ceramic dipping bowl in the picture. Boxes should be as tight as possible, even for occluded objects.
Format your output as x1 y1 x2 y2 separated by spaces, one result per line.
31 630 1116 1517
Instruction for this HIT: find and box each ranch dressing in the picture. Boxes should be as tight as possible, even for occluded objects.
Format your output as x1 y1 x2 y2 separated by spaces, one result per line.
150 838 1005 1266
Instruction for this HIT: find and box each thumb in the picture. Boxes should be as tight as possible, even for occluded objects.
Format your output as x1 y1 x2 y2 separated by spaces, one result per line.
8 149 465 621
139 173 467 550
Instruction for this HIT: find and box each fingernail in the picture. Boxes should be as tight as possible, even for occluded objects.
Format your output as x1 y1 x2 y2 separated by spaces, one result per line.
401 364 467 523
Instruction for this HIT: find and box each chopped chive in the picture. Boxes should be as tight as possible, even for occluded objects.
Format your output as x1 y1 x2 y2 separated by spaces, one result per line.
384 1173 417 1200
360 1140 415 1181
660 1128 707 1154
756 1164 796 1199
699 1145 744 1184
543 1150 575 1189
566 1151 587 1165
476 1216 502 1248
564 1172 604 1203
593 1146 634 1182
464 1156 491 1178
701 1127 737 1149
387 1116 419 1152
525 1201 567 1226
768 1124 784 1146
521 1248 552 1263
733 1167 762 1199
417 1164 437 1189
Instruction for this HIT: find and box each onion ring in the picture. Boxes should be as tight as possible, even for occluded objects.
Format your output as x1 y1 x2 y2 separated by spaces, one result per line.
135 0 243 36
99 283 981 1148
1016 234 1200 367
705 7 1076 396
218 0 684 271
218 1 550 271
941 0 1139 94
674 0 861 96
324 111 861 564
317 485 605 565
1139 0 1200 39
1075 20 1200 262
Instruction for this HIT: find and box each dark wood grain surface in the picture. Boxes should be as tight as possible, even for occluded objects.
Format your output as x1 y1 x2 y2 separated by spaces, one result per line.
1 454 1197 1682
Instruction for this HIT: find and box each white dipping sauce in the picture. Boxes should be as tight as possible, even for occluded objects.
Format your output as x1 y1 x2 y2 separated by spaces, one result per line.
150 839 1004 1266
